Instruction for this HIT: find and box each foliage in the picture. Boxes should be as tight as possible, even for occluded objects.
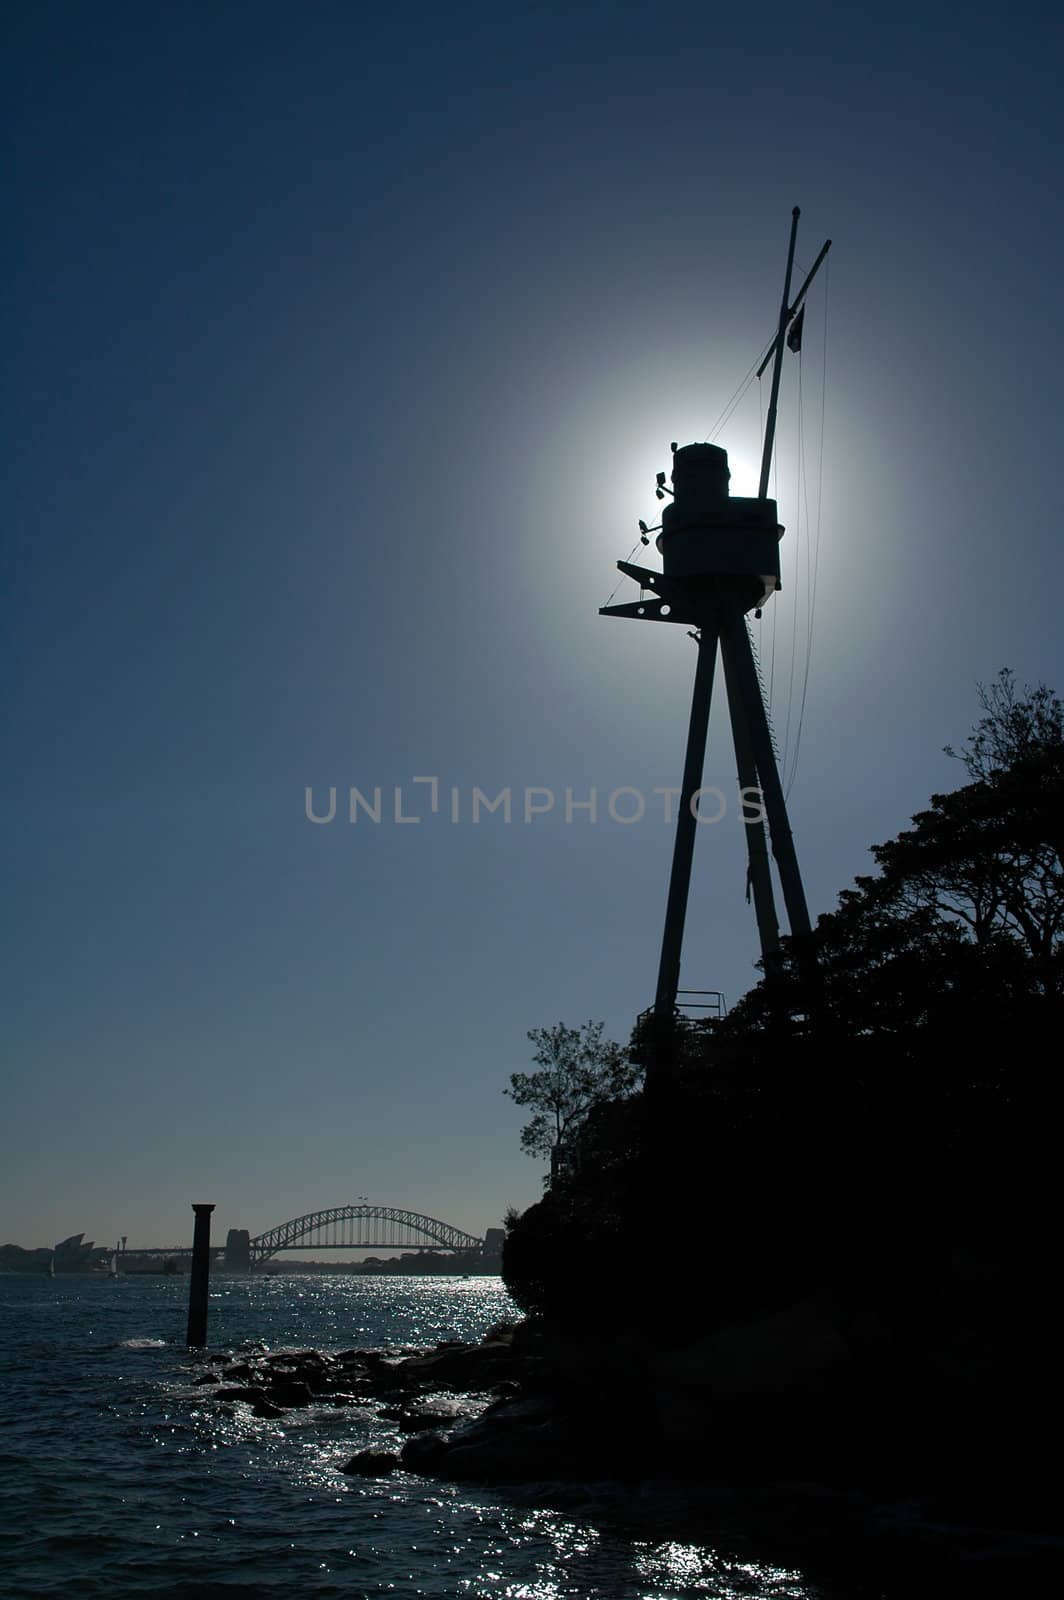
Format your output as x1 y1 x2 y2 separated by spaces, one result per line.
502 672 1064 1339
504 1020 641 1178
501 1093 647 1317
944 666 1064 781
871 759 1063 993
721 670 1064 1032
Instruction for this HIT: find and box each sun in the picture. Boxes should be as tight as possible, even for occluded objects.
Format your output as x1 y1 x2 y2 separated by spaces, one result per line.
719 445 762 499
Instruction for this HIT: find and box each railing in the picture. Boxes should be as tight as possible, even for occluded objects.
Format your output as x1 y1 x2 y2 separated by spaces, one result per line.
676 989 728 1018
635 991 728 1027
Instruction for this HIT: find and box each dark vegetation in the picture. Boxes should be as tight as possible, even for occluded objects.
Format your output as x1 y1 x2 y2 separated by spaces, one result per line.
501 672 1064 1513
504 1019 640 1181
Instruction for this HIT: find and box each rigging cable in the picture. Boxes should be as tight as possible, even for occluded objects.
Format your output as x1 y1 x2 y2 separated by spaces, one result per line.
761 374 780 709
785 258 829 799
706 339 775 443
785 350 811 792
779 350 802 783
601 539 645 610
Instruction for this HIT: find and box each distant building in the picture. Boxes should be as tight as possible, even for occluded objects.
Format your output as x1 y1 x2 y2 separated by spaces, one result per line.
0 1233 110 1274
224 1229 251 1271
0 1243 53 1274
52 1233 111 1272
482 1228 505 1259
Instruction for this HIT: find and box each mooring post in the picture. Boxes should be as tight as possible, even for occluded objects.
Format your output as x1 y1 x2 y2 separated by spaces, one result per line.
186 1203 215 1349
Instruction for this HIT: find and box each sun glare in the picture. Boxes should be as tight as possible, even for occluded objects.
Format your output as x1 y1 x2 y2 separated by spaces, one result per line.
720 445 762 498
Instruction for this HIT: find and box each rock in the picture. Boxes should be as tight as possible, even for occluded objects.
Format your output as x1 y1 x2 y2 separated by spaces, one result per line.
347 1377 379 1395
358 1352 406 1390
266 1378 316 1408
398 1394 601 1485
220 1361 256 1381
261 1352 334 1392
396 1398 471 1432
340 1449 400 1477
482 1321 519 1345
395 1341 517 1391
213 1386 270 1405
509 1319 545 1355
399 1431 453 1473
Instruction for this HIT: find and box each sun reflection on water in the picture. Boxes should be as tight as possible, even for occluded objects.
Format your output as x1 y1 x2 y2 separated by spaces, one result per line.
156 1276 827 1598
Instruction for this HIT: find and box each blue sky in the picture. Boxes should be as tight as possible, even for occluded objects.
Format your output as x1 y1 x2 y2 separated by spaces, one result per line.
4 0 1062 1251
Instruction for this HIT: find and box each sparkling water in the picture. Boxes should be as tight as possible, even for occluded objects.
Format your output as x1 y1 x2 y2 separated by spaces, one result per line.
0 1272 826 1598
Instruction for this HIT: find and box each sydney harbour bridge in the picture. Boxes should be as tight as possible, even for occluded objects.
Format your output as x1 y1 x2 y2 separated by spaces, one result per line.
122 1203 499 1270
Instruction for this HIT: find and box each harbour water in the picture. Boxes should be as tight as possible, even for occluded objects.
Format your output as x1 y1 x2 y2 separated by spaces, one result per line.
0 1272 835 1599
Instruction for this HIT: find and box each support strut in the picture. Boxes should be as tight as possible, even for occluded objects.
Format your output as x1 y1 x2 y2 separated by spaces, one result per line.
654 626 719 1019
719 613 811 939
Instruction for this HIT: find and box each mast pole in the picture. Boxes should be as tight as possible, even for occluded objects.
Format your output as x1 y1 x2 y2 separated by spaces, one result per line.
653 625 719 1020
719 613 811 939
758 206 801 501
755 236 832 380
721 641 781 973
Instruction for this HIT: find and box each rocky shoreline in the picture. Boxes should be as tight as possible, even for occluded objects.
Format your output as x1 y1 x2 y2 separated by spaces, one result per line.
190 1320 526 1468
188 1320 1064 1593
190 1318 650 1486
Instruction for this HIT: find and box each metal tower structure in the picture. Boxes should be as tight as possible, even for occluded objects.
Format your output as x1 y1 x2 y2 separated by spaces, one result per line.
601 208 830 1029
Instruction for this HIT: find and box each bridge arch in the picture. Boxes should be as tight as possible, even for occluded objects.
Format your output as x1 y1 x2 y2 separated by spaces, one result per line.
249 1205 483 1265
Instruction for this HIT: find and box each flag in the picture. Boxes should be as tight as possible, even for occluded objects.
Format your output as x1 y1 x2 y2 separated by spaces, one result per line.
786 305 805 354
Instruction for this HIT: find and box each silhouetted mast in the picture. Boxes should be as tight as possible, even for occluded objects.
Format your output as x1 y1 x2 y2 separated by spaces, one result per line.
600 208 831 1042
758 206 801 500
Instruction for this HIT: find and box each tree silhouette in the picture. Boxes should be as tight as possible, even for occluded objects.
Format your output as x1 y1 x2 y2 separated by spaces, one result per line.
504 1020 640 1181
944 667 1063 781
722 670 1064 1031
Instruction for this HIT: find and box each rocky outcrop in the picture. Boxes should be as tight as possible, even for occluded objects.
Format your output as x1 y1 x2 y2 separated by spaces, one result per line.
189 1326 520 1420
340 1449 399 1477
397 1392 620 1484
185 1313 1064 1585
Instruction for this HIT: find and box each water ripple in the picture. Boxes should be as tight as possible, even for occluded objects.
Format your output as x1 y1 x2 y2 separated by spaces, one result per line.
0 1274 829 1599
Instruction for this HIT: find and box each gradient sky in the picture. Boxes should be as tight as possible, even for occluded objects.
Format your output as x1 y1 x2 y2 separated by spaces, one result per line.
4 0 1063 1252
